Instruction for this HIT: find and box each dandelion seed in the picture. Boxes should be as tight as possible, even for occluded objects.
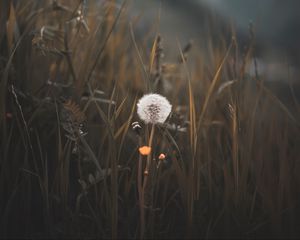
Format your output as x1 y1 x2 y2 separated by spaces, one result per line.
139 146 151 156
137 93 172 124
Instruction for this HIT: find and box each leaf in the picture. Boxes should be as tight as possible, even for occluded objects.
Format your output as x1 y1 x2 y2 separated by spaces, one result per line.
217 80 237 95
149 36 158 74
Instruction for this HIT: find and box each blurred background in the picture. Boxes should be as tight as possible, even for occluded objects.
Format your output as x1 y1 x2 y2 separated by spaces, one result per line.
127 0 300 82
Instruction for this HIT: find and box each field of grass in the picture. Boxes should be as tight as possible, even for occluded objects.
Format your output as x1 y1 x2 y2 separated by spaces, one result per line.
1 0 300 239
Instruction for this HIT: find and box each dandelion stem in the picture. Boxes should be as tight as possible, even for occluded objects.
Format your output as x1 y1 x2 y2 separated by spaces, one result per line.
140 124 155 238
145 124 155 172
138 137 145 239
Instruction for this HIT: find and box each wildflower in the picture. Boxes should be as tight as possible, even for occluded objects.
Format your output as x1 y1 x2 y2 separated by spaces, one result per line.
137 93 172 124
139 146 151 156
157 153 166 169
158 153 166 161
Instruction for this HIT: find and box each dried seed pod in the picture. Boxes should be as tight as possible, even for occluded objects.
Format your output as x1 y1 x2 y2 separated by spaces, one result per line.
63 99 86 123
60 99 87 141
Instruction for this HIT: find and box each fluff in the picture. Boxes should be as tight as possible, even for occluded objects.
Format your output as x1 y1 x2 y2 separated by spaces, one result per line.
137 93 172 124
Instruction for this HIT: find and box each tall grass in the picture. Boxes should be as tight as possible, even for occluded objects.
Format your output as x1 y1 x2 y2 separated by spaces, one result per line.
1 0 300 239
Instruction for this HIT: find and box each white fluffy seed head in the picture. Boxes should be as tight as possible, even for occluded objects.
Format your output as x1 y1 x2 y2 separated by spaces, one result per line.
137 93 172 124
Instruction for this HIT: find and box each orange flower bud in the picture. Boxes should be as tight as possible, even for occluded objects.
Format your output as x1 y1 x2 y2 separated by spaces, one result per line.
139 146 151 156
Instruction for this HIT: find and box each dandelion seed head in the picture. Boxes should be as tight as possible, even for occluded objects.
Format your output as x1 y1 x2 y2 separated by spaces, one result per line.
137 93 172 124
